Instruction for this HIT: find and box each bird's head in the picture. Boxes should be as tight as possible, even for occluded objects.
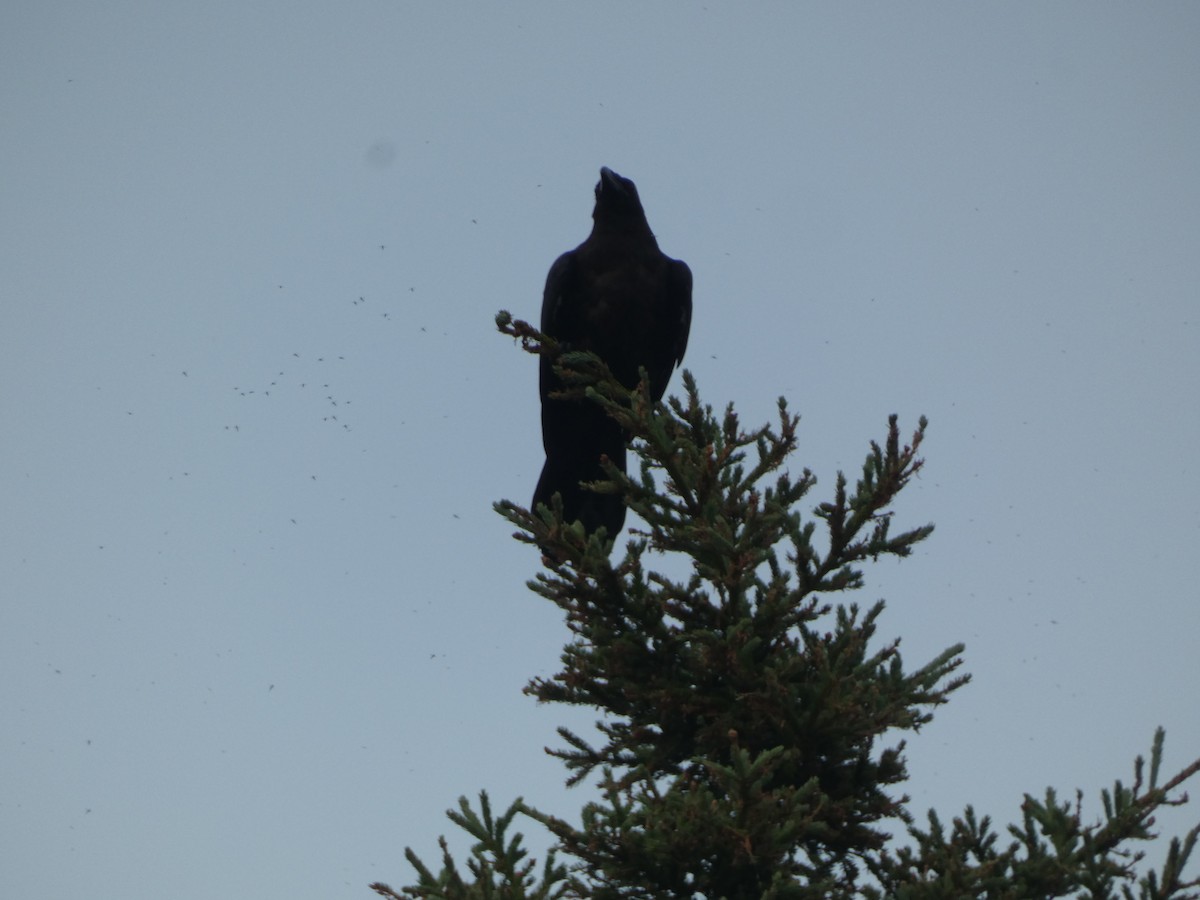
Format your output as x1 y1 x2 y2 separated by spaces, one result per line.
593 167 648 226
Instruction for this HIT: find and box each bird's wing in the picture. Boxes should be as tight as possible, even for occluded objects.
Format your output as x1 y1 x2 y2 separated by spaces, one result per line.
541 250 576 337
641 257 693 403
666 258 694 369
539 250 580 404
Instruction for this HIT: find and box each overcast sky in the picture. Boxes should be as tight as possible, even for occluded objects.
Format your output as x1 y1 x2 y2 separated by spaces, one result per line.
3 4 1199 898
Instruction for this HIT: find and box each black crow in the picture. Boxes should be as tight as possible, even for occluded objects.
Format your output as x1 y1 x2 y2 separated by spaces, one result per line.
533 167 692 541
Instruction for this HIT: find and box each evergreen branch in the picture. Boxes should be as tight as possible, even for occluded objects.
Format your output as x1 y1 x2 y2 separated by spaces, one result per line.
865 731 1200 899
388 792 570 900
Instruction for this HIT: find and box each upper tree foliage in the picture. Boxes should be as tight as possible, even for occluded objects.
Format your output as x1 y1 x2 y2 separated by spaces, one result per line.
371 313 1200 900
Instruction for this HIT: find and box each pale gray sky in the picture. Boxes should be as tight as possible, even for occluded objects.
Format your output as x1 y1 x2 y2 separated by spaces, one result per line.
3 4 1199 898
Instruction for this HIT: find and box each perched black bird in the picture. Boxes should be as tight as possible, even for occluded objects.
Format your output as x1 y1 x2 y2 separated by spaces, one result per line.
533 167 693 541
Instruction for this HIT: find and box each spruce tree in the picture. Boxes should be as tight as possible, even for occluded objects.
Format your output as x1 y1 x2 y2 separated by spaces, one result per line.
371 312 1200 900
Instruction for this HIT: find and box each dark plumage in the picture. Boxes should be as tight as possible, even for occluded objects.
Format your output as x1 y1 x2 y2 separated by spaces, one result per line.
533 167 693 540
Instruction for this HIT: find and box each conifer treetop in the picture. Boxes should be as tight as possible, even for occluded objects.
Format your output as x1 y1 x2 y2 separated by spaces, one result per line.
376 314 1200 900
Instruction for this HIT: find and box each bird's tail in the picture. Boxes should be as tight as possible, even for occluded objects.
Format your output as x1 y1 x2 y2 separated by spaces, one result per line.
532 450 627 540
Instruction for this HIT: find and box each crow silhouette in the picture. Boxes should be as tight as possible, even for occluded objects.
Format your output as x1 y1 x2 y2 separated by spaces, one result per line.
533 167 692 541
